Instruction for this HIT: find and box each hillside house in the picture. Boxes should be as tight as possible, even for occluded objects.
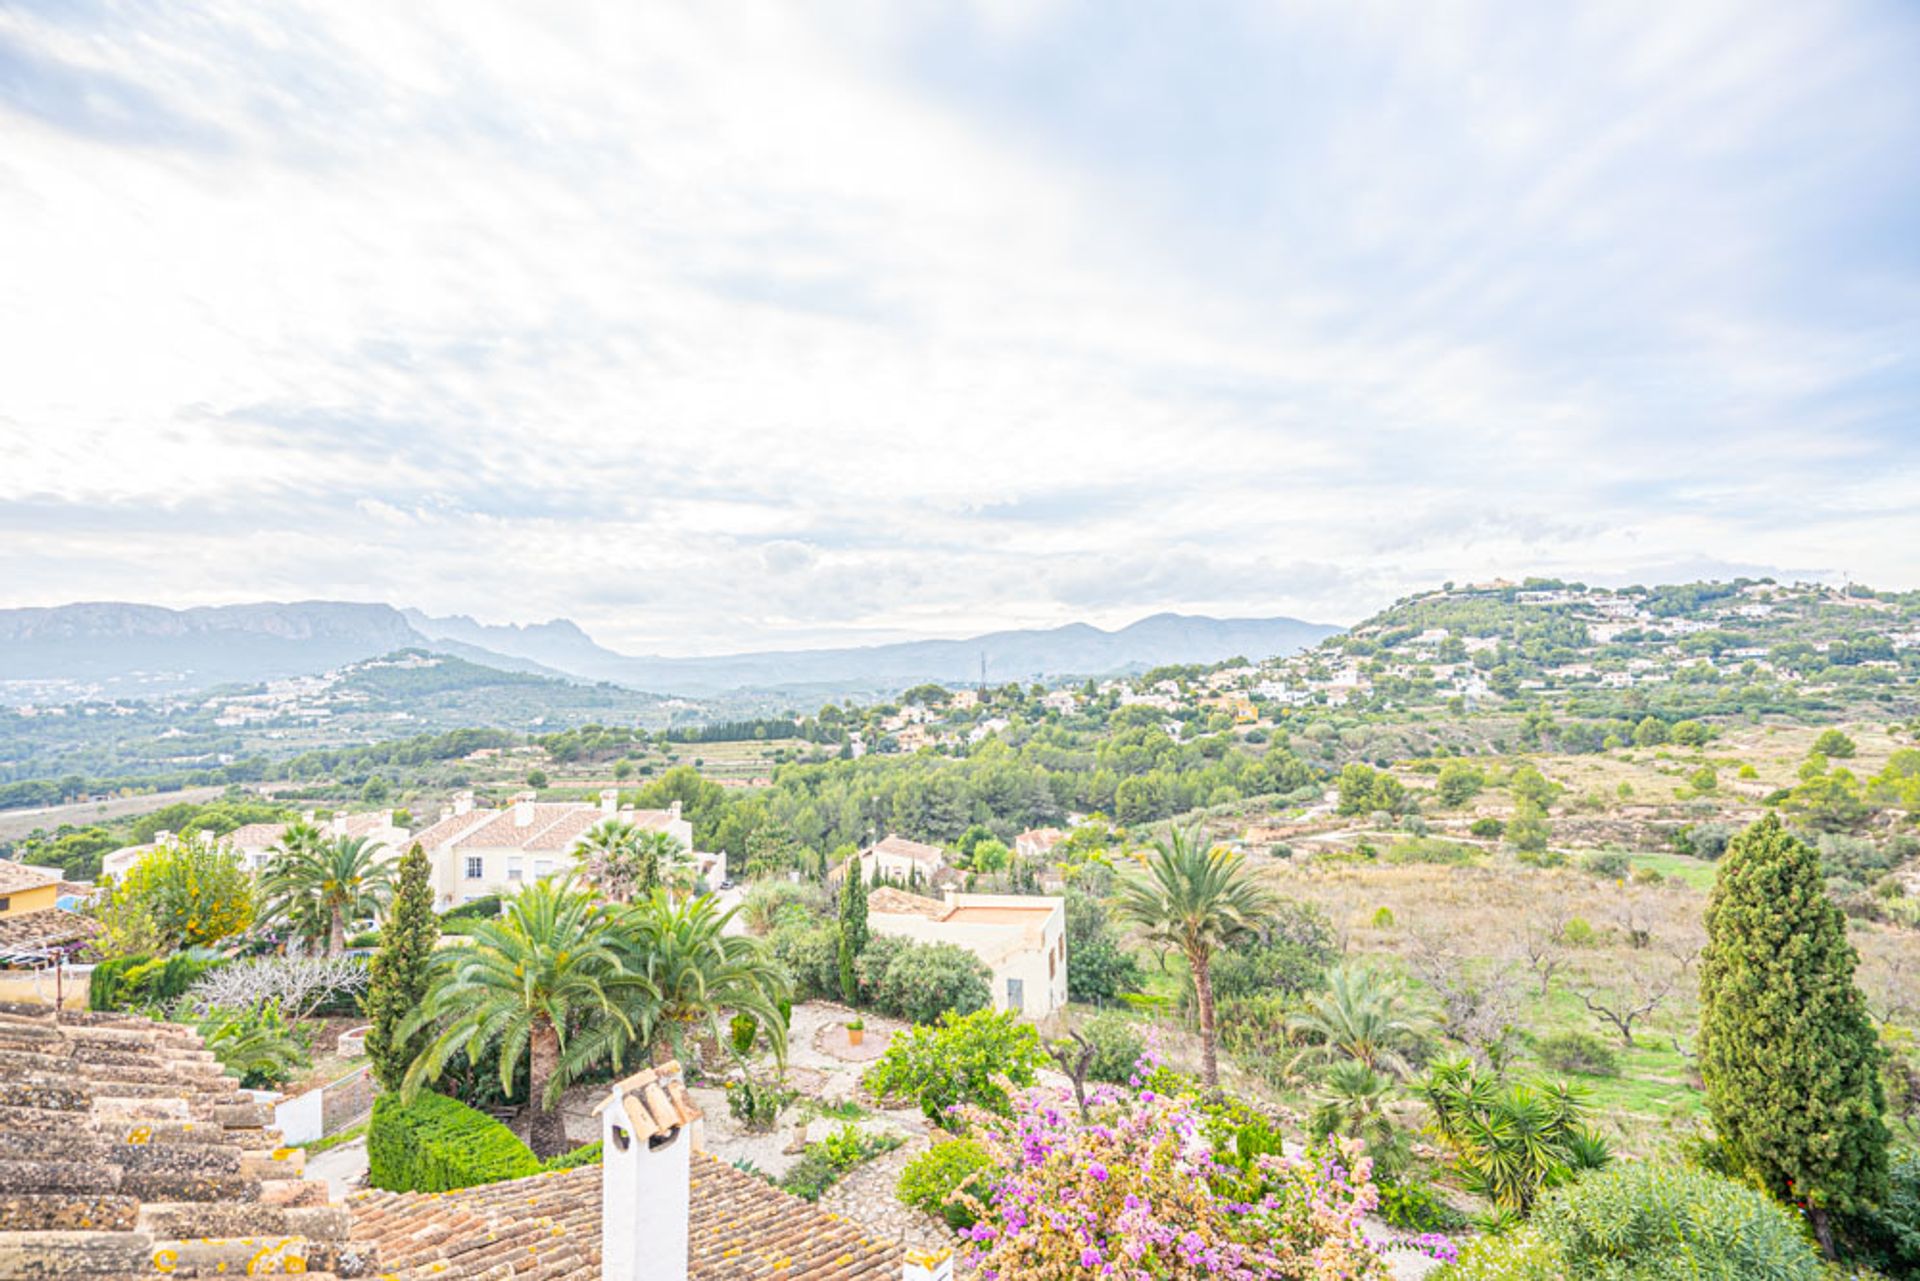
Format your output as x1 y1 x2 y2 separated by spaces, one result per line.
867 887 1068 1017
101 809 409 880
831 834 948 887
1014 826 1067 862
409 790 702 908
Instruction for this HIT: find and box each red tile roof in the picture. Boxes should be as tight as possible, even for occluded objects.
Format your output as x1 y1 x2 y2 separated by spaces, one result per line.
348 1153 903 1280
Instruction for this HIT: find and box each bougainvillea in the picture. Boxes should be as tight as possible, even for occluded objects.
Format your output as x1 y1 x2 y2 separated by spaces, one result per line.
950 1060 1454 1280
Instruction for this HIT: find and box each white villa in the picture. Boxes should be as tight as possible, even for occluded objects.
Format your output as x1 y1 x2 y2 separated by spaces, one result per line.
867 887 1068 1017
102 809 409 880
408 790 706 908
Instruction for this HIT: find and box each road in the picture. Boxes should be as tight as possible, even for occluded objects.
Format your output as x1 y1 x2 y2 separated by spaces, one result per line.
0 786 226 842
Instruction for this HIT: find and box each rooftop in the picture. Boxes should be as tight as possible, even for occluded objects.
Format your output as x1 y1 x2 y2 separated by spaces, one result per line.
348 1151 902 1280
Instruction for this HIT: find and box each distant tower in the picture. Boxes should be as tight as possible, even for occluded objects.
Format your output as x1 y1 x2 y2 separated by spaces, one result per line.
978 650 987 692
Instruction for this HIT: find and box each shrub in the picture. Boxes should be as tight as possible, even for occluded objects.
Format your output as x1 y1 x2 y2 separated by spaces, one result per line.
1674 822 1733 860
1580 849 1631 880
897 1138 996 1229
89 954 148 1011
1418 1058 1608 1215
121 952 225 1008
730 1012 758 1056
367 1091 540 1192
725 1075 794 1132
96 834 254 956
870 941 992 1025
1469 818 1505 840
1384 837 1473 865
770 921 842 1002
863 1009 1045 1127
541 1140 602 1171
1842 1148 1920 1273
1561 917 1596 947
1377 1174 1468 1234
1080 1010 1146 1084
1433 1229 1561 1280
1814 729 1858 759
443 895 501 921
191 1002 310 1089
1535 1030 1620 1078
1533 1161 1825 1279
777 1124 902 1201
1065 889 1144 1004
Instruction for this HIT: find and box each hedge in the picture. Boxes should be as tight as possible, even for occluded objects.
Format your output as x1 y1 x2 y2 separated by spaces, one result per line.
542 1140 603 1172
367 1091 541 1192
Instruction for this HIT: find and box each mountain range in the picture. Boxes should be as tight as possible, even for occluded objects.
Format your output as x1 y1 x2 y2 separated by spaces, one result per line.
0 601 1340 703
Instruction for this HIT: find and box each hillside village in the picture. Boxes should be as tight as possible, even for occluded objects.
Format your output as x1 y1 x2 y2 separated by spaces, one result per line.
0 577 1918 1280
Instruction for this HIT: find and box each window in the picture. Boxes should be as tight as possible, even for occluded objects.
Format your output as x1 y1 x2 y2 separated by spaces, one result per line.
1048 951 1056 979
1006 977 1024 1011
464 856 483 880
507 857 523 882
0 896 9 913
535 860 554 878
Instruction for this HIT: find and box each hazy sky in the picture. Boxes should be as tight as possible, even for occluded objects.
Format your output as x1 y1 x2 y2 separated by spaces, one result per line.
3 2 1916 654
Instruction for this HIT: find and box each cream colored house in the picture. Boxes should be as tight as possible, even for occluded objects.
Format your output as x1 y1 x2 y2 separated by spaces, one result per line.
831 834 947 888
101 809 409 880
867 887 1068 1017
409 790 701 908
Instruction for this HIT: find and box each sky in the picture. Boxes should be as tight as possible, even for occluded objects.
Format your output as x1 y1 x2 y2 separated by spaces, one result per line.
2 1 1917 655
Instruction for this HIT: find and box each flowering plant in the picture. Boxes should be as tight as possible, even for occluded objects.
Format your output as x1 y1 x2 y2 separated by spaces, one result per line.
955 1078 1395 1280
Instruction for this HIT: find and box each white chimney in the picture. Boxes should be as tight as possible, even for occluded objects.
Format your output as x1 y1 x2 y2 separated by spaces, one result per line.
668 801 682 821
903 1248 955 1281
301 809 317 823
452 790 475 816
600 788 619 816
514 796 535 827
598 1063 701 1281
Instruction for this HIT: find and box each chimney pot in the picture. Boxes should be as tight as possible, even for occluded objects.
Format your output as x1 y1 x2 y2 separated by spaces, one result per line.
600 788 619 815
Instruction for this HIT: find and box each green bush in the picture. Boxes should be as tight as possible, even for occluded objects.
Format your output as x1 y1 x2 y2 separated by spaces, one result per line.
870 942 992 1025
1080 1011 1145 1085
863 1009 1045 1127
192 1002 309 1090
1377 1174 1468 1233
1535 1031 1620 1078
897 1138 996 1229
367 1091 540 1192
1433 1228 1561 1280
770 921 842 1002
110 952 223 1009
89 954 147 1011
541 1140 602 1172
443 895 502 921
1580 849 1631 880
730 1011 758 1056
777 1124 902 1202
1533 1161 1824 1279
725 1076 794 1132
1842 1148 1920 1273
1469 817 1505 840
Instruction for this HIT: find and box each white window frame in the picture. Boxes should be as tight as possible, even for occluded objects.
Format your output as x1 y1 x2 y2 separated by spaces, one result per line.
464 856 484 880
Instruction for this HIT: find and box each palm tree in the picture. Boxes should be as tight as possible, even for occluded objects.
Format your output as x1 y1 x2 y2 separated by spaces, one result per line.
612 891 789 1065
1286 962 1429 1080
1115 825 1275 1085
263 830 393 957
637 829 694 897
1308 1061 1408 1178
401 878 655 1157
577 819 649 903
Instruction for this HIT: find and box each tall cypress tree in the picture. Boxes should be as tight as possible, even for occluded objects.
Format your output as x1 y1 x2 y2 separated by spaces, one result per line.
363 843 440 1093
837 868 875 1006
1699 813 1887 1255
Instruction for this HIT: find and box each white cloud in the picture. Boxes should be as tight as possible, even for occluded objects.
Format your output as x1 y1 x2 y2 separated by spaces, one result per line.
0 0 1915 651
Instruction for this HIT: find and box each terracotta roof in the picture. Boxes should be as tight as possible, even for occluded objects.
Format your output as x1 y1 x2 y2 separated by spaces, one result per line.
624 809 684 834
222 822 292 850
0 1000 372 1277
524 809 603 852
867 887 951 920
349 1153 902 1280
870 836 944 866
0 907 102 959
0 860 60 895
407 811 495 851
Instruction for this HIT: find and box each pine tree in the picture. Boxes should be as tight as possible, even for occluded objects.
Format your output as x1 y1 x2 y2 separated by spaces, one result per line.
1698 814 1887 1256
363 843 440 1093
